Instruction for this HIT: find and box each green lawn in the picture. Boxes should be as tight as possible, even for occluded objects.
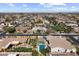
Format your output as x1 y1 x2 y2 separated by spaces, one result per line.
9 47 32 52
51 23 72 33
51 23 65 31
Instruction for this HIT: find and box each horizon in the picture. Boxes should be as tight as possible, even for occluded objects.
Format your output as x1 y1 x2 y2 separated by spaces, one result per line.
0 3 79 12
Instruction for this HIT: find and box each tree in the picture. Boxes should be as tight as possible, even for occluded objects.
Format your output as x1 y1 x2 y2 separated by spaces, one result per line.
52 20 57 25
23 29 27 33
32 50 39 56
5 17 12 22
29 39 37 48
33 30 41 35
40 48 50 56
65 26 72 33
76 47 79 55
3 26 16 33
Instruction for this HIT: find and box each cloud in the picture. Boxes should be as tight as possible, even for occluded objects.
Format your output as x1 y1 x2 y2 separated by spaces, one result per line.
22 4 30 10
40 3 66 7
26 8 29 10
22 4 27 7
42 4 53 7
8 3 15 7
71 6 77 10
71 6 75 9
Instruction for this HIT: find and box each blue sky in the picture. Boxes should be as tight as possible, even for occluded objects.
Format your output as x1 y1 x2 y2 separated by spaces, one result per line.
0 3 79 12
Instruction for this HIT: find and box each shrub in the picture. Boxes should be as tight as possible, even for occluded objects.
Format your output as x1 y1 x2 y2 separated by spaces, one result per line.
10 47 32 52
3 26 16 33
76 47 79 55
32 50 39 56
40 48 50 56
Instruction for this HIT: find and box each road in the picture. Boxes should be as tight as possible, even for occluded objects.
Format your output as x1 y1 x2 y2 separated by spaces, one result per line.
0 33 79 36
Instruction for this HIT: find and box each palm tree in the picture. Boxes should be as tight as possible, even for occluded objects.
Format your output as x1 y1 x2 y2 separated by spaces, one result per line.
32 36 38 51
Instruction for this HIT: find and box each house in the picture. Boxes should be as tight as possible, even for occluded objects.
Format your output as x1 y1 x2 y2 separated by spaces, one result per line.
65 20 78 27
65 23 78 27
73 27 79 33
0 37 28 50
32 27 47 33
47 36 76 54
16 26 31 34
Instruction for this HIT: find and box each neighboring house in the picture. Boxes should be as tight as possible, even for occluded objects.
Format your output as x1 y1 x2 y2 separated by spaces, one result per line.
16 26 31 33
73 27 79 33
65 20 78 27
32 26 47 33
65 23 78 27
0 23 5 32
0 37 28 50
47 36 76 55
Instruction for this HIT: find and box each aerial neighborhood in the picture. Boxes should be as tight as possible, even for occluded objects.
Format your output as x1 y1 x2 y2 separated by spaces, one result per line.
0 13 79 35
0 13 79 56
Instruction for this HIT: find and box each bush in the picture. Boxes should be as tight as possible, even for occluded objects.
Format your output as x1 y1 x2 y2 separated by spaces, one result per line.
10 47 32 52
33 30 41 35
40 48 50 56
29 39 37 47
3 26 16 33
76 47 79 55
64 26 72 33
32 50 39 56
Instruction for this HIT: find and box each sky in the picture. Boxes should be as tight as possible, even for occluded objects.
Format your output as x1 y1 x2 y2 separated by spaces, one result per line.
0 3 79 12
